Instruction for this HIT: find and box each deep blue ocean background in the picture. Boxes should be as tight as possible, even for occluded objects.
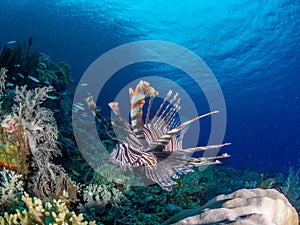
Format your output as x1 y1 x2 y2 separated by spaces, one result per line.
0 0 299 173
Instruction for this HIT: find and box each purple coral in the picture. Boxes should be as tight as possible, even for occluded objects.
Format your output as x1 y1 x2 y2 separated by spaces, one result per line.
1 117 20 133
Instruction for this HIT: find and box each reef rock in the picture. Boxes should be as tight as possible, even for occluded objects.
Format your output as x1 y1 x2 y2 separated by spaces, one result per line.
163 188 299 225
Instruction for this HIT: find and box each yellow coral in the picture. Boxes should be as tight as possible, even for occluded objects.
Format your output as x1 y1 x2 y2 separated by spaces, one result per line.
0 193 95 225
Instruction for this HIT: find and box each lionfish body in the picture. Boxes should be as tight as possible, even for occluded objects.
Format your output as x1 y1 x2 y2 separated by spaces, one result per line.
87 81 229 191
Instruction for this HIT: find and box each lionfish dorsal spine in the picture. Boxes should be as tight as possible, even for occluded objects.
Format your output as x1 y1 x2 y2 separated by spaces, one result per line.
155 93 179 131
160 97 181 132
145 94 156 124
108 102 131 131
128 81 158 141
151 90 172 125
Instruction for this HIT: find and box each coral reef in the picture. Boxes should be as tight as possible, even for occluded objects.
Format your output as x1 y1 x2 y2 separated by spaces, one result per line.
1 39 299 225
0 67 7 94
163 188 299 225
0 169 24 212
11 85 73 199
0 115 30 174
0 38 73 91
81 183 124 215
0 192 96 225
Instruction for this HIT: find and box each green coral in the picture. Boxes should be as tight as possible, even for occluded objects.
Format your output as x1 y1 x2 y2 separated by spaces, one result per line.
0 118 30 174
58 62 73 86
282 167 300 212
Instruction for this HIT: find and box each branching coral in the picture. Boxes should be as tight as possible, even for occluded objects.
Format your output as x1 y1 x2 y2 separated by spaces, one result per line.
0 67 8 110
6 84 76 199
0 169 24 212
93 164 130 187
0 67 7 95
0 192 96 225
81 183 124 215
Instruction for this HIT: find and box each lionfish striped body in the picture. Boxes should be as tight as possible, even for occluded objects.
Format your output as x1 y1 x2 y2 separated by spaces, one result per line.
87 81 230 191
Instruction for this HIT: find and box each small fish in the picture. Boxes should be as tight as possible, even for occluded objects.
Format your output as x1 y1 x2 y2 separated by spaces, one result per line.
81 112 88 117
44 81 51 85
71 169 81 176
76 102 84 106
47 95 58 100
12 77 16 81
17 73 24 78
28 76 40 83
6 82 14 87
7 40 16 44
79 83 88 87
53 109 60 112
72 108 79 113
74 103 85 111
14 64 21 68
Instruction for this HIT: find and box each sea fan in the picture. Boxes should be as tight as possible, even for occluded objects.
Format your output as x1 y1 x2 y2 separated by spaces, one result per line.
87 80 230 191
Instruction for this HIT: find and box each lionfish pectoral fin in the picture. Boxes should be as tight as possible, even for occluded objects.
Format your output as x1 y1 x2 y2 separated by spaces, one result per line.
176 143 231 154
146 111 219 153
174 153 231 170
144 164 178 191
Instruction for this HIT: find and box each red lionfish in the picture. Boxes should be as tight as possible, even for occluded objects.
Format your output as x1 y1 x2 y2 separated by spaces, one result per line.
86 80 230 191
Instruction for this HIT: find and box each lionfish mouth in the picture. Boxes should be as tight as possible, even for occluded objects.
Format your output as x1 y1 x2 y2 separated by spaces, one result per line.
86 80 230 191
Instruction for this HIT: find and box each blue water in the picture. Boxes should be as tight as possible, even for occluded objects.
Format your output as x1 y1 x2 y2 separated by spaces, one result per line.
1 0 299 172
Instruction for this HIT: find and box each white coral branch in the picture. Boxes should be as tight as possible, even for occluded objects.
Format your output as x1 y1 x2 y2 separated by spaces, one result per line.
0 67 8 94
0 169 24 206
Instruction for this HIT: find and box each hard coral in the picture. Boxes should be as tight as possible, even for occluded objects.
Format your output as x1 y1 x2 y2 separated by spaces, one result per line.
0 192 96 225
81 183 124 215
163 188 299 225
0 169 24 212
